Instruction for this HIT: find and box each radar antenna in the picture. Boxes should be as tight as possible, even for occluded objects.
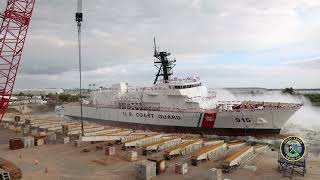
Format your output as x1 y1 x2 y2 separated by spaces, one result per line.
153 38 176 84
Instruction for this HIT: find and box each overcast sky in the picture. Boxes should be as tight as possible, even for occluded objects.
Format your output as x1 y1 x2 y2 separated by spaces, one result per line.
1 0 320 89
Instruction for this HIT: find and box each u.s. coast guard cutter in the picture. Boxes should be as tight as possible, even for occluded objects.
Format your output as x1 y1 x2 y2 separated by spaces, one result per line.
59 40 302 137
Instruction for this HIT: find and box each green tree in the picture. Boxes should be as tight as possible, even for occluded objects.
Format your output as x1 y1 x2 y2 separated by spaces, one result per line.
18 92 24 96
58 94 80 102
304 94 320 103
282 87 295 95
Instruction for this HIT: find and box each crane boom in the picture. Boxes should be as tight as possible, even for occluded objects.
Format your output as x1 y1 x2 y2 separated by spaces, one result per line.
0 0 36 121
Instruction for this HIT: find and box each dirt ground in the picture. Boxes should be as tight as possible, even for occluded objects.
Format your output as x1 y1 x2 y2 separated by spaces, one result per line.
1 126 319 180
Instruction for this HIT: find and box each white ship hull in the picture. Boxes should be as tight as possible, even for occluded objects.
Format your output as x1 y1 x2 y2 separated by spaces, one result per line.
60 104 300 136
57 41 303 137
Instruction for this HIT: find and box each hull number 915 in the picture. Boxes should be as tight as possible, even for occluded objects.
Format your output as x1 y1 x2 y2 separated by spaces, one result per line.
235 118 251 122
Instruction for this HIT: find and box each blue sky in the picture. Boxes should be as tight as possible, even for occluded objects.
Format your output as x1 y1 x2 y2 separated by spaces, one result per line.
1 0 320 89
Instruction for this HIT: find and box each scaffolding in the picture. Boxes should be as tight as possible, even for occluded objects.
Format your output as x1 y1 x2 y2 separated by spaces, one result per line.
278 152 307 178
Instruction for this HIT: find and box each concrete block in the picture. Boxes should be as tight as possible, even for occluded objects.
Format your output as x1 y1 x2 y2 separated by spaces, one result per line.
208 168 222 180
175 162 187 175
147 157 166 175
63 137 70 144
22 136 34 148
135 160 156 180
105 146 115 156
127 151 138 162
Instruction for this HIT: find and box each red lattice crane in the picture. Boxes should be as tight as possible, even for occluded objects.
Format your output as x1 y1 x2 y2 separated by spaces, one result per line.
0 0 36 121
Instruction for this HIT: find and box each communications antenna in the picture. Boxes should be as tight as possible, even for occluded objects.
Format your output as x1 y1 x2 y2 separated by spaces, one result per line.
153 38 176 84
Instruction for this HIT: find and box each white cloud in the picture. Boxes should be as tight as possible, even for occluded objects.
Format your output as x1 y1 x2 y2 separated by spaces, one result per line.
1 0 318 88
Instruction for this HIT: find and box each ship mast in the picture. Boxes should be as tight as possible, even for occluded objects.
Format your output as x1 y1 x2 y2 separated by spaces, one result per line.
153 38 176 84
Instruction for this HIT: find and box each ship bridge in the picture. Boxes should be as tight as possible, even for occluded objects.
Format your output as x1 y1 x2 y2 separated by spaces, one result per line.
152 77 207 97
167 77 202 90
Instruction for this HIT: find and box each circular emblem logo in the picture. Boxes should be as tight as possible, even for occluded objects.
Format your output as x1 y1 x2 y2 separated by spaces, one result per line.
280 136 306 162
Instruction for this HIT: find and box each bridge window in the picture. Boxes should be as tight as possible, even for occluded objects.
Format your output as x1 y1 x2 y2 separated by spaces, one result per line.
174 83 201 89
